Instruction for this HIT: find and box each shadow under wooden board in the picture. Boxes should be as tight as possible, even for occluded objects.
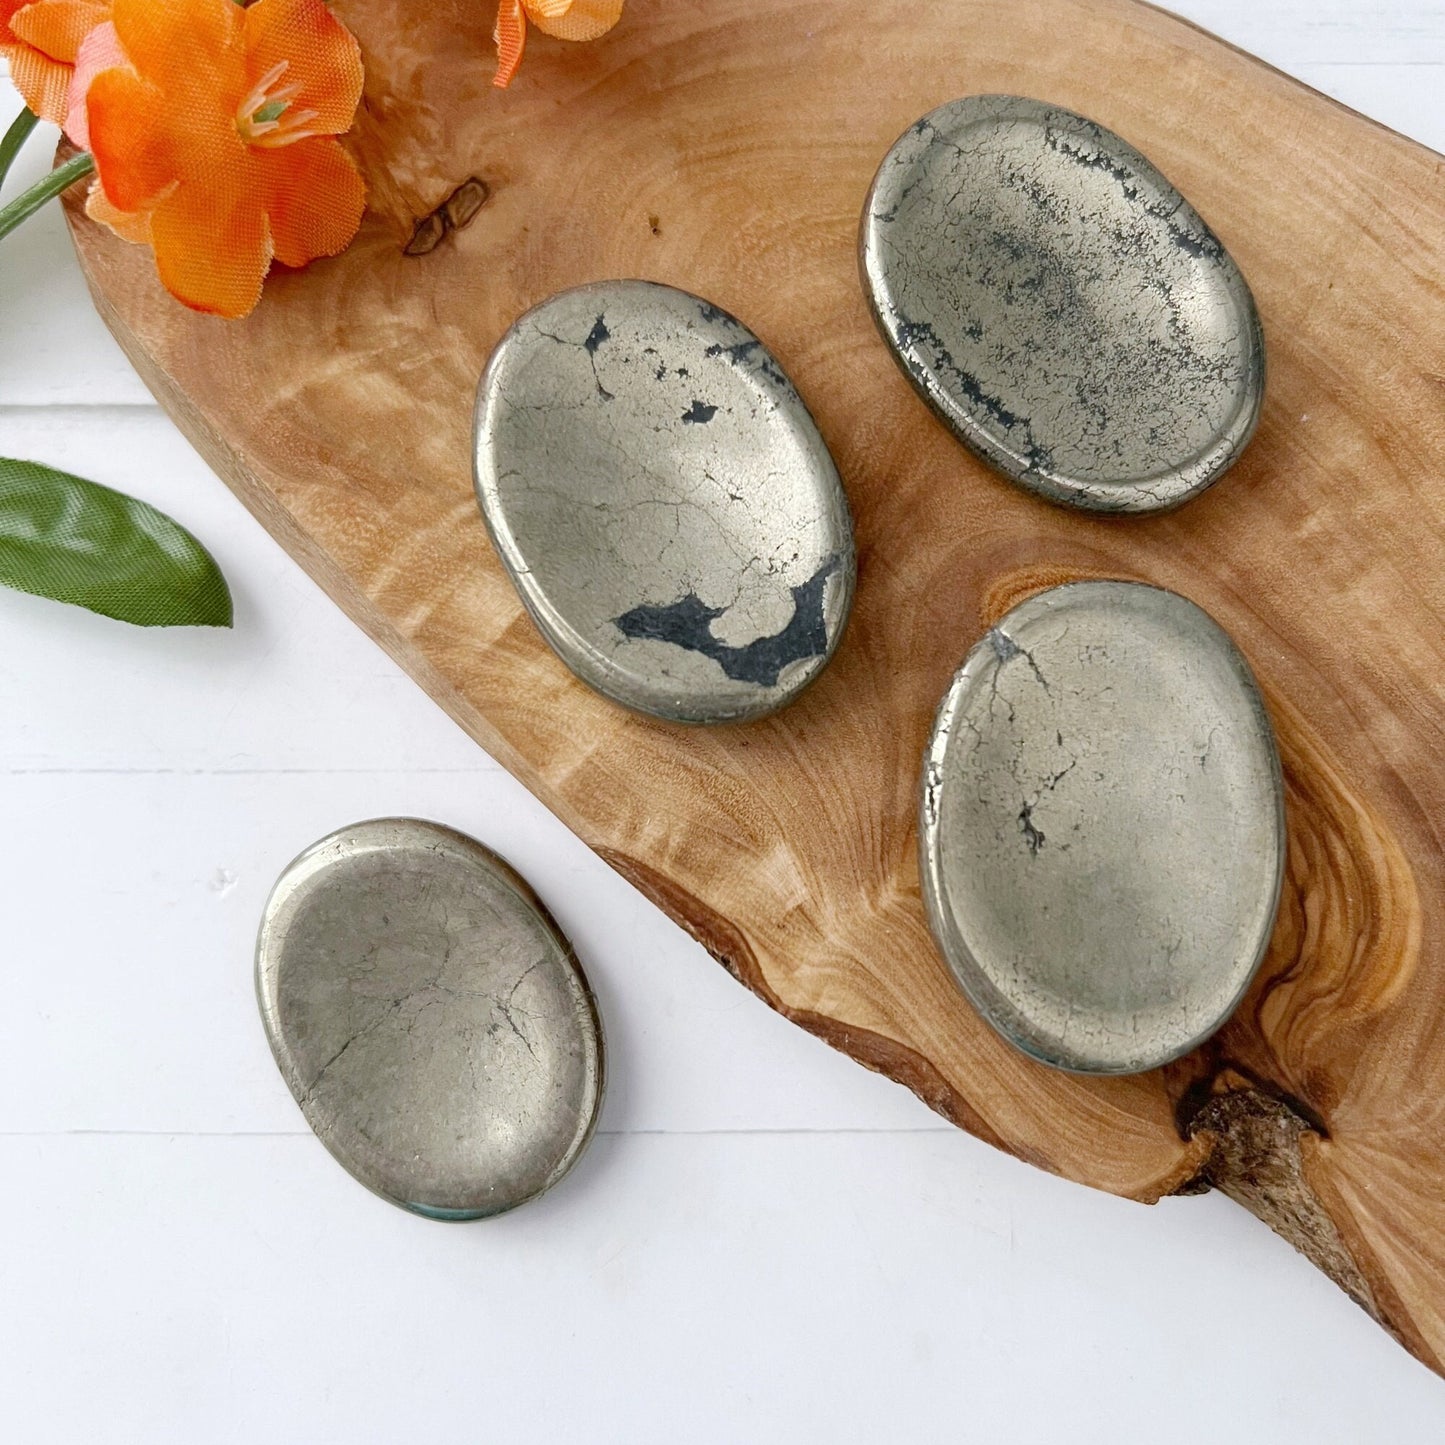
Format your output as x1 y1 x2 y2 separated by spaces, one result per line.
66 0 1445 1376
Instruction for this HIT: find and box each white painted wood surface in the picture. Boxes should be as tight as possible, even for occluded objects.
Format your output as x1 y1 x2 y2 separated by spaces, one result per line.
2 6 1443 1438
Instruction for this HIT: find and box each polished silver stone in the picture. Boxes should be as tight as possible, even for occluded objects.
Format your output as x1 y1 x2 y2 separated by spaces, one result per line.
920 582 1284 1074
861 95 1266 514
474 280 855 724
256 819 604 1219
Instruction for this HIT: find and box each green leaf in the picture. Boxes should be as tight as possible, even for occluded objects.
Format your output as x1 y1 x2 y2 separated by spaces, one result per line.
0 457 233 628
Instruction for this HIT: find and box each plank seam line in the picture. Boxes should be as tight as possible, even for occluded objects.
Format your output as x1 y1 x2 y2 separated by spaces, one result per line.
1 767 505 776
0 1127 959 1139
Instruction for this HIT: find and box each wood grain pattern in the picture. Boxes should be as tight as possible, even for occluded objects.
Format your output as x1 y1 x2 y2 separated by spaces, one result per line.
65 0 1445 1371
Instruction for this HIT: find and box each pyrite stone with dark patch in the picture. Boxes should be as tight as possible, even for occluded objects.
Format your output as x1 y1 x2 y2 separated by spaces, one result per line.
474 280 856 724
920 582 1285 1075
257 819 604 1219
861 95 1266 514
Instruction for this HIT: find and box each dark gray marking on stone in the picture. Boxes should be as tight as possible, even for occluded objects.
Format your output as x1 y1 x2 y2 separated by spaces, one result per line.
702 337 790 391
613 556 840 689
583 316 610 354
536 318 615 402
893 314 1056 475
1019 800 1045 855
989 627 1052 694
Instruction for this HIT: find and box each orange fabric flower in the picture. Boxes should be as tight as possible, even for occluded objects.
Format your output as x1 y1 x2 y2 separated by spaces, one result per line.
0 0 109 122
493 0 623 89
71 0 365 319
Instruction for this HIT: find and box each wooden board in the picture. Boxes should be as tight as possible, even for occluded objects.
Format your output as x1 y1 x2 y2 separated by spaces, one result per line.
67 0 1445 1373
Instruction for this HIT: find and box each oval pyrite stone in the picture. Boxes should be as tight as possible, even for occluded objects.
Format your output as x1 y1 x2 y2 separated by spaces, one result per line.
256 819 604 1219
861 96 1266 514
920 582 1285 1074
474 281 856 724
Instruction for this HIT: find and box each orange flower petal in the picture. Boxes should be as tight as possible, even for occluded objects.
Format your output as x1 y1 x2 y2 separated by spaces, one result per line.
1 0 90 122
0 0 30 45
527 0 622 43
85 67 180 210
108 0 243 109
261 136 365 268
1 37 71 121
243 0 362 138
493 0 526 88
9 0 109 64
148 182 270 318
63 16 123 148
84 175 154 245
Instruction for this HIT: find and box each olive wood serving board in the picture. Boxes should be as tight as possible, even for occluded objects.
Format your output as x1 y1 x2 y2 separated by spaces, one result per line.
66 0 1445 1374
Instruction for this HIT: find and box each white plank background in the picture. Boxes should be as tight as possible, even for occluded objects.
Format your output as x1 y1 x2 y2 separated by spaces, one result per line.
2 5 1443 1439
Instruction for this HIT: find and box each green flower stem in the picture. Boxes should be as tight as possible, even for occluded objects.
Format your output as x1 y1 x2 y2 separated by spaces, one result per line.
0 107 40 191
0 151 95 244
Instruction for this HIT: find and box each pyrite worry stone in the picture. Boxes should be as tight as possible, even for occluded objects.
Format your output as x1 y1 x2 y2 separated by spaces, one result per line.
256 819 604 1219
920 582 1284 1075
474 280 856 724
861 95 1266 514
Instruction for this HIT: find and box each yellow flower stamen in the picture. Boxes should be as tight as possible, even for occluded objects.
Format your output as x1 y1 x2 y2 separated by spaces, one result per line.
235 57 321 147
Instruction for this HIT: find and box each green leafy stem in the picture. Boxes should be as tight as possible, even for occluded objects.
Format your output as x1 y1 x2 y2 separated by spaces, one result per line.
2 106 232 629
0 105 93 241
